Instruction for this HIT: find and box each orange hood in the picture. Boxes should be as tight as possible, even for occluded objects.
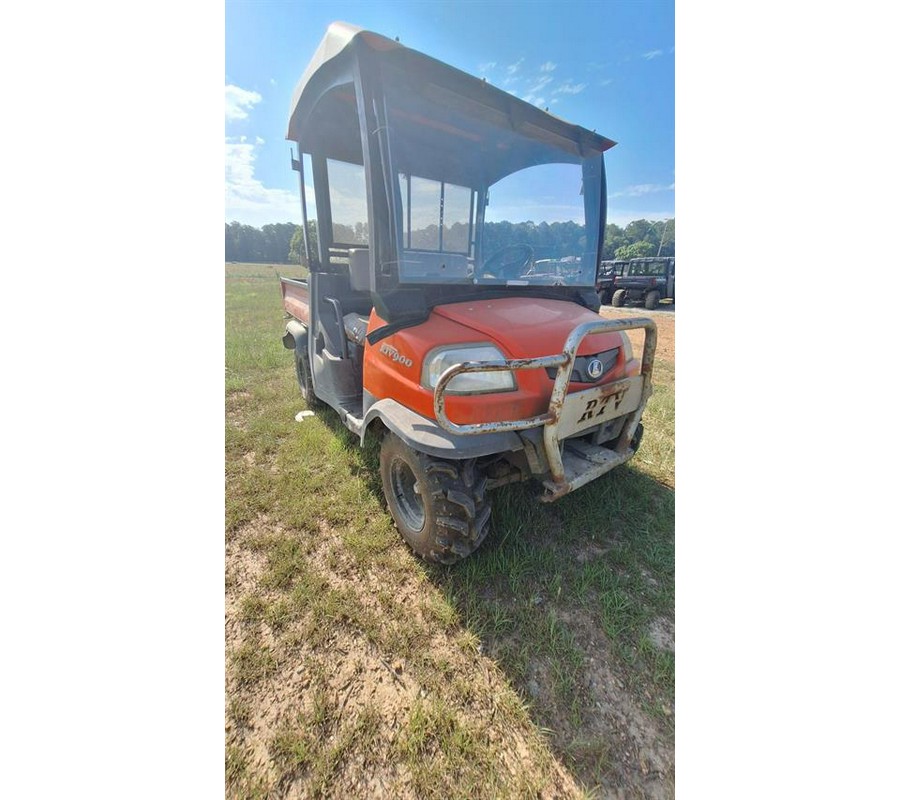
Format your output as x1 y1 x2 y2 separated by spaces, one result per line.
431 297 621 359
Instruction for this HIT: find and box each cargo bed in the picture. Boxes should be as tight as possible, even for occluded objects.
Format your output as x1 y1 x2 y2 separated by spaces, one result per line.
280 277 310 325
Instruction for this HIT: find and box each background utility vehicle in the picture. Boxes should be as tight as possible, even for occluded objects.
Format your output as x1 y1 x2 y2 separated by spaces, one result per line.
280 22 657 564
597 260 627 305
611 257 675 309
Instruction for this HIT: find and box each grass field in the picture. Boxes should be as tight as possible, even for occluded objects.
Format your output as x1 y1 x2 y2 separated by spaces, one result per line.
225 262 675 798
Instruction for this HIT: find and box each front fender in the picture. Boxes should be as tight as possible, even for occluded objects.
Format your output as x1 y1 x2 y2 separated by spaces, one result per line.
361 397 524 460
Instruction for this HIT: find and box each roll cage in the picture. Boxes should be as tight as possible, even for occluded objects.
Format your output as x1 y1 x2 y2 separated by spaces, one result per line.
286 22 616 324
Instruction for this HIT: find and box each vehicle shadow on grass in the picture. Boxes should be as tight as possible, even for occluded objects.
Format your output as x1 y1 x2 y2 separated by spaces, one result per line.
320 405 675 794
427 468 675 787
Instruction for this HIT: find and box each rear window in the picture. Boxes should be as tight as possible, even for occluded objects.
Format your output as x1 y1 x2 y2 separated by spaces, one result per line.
628 260 668 277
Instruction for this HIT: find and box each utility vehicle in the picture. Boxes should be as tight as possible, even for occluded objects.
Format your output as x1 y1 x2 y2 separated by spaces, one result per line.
597 260 627 304
280 22 657 564
611 257 675 309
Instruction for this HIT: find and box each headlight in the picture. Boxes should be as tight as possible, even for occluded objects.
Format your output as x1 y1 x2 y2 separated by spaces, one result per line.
619 331 634 362
422 344 516 394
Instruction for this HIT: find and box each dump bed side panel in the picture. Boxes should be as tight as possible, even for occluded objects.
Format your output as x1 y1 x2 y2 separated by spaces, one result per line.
281 277 311 325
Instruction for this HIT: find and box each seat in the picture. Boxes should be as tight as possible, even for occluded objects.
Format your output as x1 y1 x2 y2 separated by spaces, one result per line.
343 312 369 346
348 248 371 292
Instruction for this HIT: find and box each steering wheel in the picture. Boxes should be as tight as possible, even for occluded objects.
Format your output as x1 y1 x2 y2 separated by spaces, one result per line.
481 244 535 279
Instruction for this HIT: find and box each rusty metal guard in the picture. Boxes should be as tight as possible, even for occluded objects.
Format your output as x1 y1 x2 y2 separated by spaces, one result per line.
433 317 657 493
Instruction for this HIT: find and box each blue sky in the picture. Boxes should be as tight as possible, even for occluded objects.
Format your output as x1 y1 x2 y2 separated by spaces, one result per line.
225 0 674 229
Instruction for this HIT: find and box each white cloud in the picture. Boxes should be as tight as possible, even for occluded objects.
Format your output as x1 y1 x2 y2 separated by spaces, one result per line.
527 75 553 93
599 79 613 87
553 81 587 95
225 137 302 225
225 84 261 121
478 61 497 73
642 49 664 60
522 74 555 104
507 58 524 75
539 61 557 72
610 183 675 198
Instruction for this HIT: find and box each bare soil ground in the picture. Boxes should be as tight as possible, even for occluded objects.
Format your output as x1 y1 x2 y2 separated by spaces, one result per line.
601 304 675 364
226 516 583 799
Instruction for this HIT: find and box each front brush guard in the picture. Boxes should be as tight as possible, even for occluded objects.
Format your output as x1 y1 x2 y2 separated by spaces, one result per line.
432 317 657 500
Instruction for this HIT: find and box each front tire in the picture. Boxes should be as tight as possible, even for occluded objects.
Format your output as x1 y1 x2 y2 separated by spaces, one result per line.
379 432 491 565
611 288 627 307
645 290 660 310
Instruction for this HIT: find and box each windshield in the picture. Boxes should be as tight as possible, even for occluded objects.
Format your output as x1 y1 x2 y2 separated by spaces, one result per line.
383 75 602 288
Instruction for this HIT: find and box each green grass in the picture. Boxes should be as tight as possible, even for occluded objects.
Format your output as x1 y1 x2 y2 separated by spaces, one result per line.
231 638 277 686
225 262 675 797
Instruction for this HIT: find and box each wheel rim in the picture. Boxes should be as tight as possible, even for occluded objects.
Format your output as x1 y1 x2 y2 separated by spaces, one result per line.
389 457 425 533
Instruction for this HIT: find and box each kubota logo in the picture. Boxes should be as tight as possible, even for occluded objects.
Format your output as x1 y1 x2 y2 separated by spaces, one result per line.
380 343 413 368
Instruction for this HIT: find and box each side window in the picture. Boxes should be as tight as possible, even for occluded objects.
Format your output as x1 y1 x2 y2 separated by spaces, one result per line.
327 159 368 244
442 183 472 254
400 173 473 254
408 175 441 250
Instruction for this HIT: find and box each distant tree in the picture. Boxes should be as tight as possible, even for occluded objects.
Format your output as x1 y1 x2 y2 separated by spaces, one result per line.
615 241 655 260
225 222 264 262
227 216 672 265
654 219 675 257
289 222 320 267
353 221 369 244
624 219 654 245
261 222 298 263
225 222 239 261
603 223 628 260
288 227 303 264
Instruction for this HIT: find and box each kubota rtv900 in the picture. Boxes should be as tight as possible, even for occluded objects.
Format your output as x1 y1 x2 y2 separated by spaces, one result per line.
281 23 656 564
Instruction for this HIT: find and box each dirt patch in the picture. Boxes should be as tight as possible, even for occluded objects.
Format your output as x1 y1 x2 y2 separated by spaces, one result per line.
226 390 253 431
226 515 582 798
648 617 674 653
554 608 675 799
224 516 271 645
602 307 675 365
581 651 674 799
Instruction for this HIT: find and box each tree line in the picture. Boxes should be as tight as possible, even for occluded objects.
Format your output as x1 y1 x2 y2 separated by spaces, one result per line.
225 218 674 266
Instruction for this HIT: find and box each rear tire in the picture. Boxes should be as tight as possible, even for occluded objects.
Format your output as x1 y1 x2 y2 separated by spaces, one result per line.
294 347 322 410
645 290 660 310
379 432 491 565
611 289 627 307
599 289 612 305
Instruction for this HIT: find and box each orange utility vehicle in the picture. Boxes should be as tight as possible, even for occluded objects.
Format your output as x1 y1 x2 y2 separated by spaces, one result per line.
281 23 657 563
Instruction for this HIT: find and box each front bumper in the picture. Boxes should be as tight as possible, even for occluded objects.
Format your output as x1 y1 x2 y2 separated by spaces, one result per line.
432 317 657 501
